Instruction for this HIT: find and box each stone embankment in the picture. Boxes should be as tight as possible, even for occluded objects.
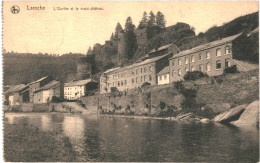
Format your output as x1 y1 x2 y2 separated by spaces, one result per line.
213 100 259 128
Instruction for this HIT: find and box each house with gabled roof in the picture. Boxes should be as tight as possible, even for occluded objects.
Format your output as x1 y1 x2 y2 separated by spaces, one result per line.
33 80 64 104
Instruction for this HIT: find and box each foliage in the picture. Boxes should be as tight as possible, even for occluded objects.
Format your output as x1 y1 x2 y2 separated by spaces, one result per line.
141 82 151 88
51 96 63 103
115 22 123 38
183 71 208 81
224 65 239 74
148 11 156 26
124 16 137 60
125 17 135 32
158 101 166 110
173 81 185 93
110 87 119 93
156 11 166 27
138 11 148 29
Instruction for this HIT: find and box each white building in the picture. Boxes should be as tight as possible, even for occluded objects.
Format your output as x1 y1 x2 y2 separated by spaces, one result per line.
157 66 170 85
64 79 98 100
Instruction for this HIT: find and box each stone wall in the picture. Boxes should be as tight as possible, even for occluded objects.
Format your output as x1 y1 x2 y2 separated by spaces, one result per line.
81 69 259 115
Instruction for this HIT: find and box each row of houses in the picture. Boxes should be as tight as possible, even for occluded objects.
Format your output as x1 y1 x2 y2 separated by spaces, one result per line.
100 33 251 94
5 76 98 106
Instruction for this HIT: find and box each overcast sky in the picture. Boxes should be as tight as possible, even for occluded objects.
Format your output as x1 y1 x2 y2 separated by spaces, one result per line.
3 1 258 55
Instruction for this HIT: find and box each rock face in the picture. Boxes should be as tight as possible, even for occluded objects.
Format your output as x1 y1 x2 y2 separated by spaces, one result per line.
213 104 247 123
231 101 259 127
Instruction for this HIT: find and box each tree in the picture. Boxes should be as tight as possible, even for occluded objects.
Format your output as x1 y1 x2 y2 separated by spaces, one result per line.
87 47 92 55
156 11 166 27
115 22 123 38
148 11 155 26
138 11 148 29
125 17 135 32
124 16 137 60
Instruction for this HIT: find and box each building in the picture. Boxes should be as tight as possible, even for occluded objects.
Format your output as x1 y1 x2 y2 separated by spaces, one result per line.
64 79 98 100
28 76 52 102
148 43 180 58
157 66 170 85
100 53 173 94
6 84 29 106
33 80 63 104
169 33 241 82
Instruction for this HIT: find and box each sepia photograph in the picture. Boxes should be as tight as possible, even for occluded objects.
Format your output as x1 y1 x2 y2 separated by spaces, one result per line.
2 1 259 162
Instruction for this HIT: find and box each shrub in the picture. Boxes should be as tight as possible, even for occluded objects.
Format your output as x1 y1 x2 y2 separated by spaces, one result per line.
110 87 119 93
183 71 208 81
224 65 239 74
51 96 63 103
173 81 185 93
141 82 151 88
158 101 166 110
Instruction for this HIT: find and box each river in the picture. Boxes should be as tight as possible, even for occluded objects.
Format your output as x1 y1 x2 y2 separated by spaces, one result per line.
4 113 259 162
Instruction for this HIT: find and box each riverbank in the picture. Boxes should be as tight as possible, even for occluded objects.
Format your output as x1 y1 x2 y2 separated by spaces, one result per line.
4 122 79 162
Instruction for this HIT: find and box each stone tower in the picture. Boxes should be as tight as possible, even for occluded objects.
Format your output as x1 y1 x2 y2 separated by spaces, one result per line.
117 31 127 66
76 57 92 80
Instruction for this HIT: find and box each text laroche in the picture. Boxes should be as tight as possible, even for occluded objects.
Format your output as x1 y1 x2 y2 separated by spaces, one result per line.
27 5 45 10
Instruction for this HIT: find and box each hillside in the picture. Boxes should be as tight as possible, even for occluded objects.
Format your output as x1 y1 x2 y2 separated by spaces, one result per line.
3 11 259 85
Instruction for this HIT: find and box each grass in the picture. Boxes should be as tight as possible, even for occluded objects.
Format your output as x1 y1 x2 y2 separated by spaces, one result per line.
4 122 79 162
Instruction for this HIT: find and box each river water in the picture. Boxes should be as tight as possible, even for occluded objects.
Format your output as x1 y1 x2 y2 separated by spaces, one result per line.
4 113 259 162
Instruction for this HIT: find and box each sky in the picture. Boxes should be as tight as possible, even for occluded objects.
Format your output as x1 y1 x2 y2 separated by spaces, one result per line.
3 1 258 55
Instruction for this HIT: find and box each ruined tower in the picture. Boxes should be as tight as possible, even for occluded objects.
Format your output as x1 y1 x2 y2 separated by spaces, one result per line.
76 57 92 80
117 31 127 66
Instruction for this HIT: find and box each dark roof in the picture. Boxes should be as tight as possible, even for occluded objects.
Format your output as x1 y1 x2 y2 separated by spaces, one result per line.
247 27 259 36
65 79 97 87
34 80 60 93
157 66 169 75
170 33 242 59
5 84 28 94
105 53 172 75
149 43 179 54
29 76 49 85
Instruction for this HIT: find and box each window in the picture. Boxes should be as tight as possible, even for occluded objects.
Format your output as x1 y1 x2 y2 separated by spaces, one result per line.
199 64 203 71
172 70 175 77
191 55 195 62
144 67 147 73
191 66 195 71
125 80 127 85
225 46 231 54
136 69 138 74
141 76 143 82
225 59 231 68
113 75 116 79
178 59 181 65
144 75 146 82
159 76 162 81
206 63 211 71
118 81 120 87
132 71 135 75
199 53 203 60
149 66 152 71
132 78 134 83
216 61 221 69
206 52 210 59
136 77 138 83
149 75 152 81
141 68 143 73
216 48 221 57
121 81 123 86
178 69 181 76
164 75 167 80
172 60 175 67
185 67 189 72
185 57 189 64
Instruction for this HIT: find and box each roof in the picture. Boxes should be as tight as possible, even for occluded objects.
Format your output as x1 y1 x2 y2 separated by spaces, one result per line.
157 66 169 75
103 67 121 74
106 53 172 75
149 43 174 53
5 84 28 94
29 76 49 85
247 27 259 36
34 80 60 93
170 33 242 59
65 79 97 87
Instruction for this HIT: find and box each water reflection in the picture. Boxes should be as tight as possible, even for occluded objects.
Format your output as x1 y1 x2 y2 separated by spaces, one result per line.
4 113 259 162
